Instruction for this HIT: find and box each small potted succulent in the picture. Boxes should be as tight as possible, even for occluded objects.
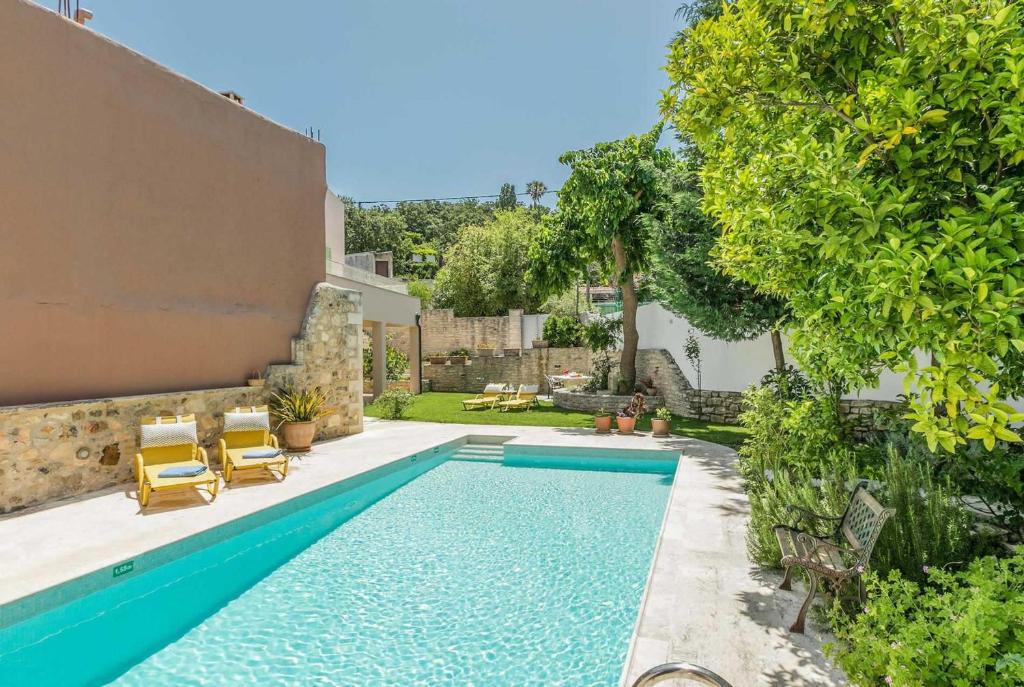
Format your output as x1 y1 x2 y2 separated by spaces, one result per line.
269 386 331 451
246 369 265 387
594 407 613 434
616 392 646 435
428 352 448 365
651 406 672 437
449 347 471 365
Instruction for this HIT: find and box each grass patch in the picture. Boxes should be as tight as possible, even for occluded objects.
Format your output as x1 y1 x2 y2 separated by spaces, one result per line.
365 392 749 449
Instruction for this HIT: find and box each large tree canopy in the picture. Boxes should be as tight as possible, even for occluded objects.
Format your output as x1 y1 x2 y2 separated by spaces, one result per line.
531 127 674 388
649 164 788 365
433 208 543 317
664 0 1024 451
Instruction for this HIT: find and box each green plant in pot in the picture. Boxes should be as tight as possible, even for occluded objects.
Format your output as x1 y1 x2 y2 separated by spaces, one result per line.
651 406 672 437
269 386 330 452
594 406 613 434
616 393 646 435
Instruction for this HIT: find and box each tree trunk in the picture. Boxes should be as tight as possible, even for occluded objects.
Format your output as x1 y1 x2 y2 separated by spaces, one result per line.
612 235 639 391
770 329 786 371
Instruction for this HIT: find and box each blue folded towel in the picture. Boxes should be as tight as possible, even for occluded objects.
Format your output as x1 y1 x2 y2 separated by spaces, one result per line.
242 448 284 460
158 465 208 478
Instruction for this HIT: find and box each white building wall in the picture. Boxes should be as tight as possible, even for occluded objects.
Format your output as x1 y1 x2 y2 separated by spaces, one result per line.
521 314 549 349
325 192 346 267
634 302 914 401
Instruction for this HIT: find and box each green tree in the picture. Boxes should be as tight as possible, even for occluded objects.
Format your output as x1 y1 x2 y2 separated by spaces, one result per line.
650 164 788 368
664 0 1024 451
395 199 495 256
496 183 518 210
341 201 412 276
531 127 674 389
433 208 542 316
525 180 548 212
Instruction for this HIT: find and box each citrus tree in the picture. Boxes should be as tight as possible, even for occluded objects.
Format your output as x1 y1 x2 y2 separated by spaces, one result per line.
531 127 674 389
664 0 1024 451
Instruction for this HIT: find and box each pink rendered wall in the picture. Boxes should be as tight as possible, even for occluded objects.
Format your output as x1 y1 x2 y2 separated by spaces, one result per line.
0 1 327 405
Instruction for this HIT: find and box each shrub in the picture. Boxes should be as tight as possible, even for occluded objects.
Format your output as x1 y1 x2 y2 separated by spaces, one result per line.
362 334 410 381
745 451 859 567
828 554 1024 687
871 449 992 583
758 364 813 401
738 386 845 485
373 389 414 420
541 314 584 348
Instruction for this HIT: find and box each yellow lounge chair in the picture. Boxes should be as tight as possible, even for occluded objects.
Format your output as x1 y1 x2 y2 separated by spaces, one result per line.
135 414 219 507
461 383 508 410
497 384 540 412
219 405 288 482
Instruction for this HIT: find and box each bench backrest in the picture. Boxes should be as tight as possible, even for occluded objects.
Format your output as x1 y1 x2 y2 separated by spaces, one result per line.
839 483 895 561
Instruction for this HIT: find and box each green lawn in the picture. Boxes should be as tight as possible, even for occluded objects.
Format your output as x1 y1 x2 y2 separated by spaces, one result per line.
365 392 749 449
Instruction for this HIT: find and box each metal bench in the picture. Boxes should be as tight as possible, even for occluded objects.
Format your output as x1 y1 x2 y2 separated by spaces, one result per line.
773 482 894 633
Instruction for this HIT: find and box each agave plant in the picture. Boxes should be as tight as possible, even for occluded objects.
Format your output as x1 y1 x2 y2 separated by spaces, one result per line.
269 386 331 426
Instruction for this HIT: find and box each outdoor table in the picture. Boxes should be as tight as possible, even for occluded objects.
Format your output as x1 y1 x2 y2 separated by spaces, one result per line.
553 374 591 389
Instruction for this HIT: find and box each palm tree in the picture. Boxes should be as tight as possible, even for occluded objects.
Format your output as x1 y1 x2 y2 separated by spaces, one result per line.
525 180 548 216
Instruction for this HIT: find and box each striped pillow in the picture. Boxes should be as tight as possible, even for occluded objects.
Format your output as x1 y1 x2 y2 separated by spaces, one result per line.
140 420 198 449
224 410 270 433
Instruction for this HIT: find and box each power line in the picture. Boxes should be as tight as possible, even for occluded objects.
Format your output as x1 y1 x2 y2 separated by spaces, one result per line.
351 189 560 207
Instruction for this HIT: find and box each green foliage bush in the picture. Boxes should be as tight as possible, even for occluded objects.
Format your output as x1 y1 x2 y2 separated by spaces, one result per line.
541 315 584 348
372 389 415 420
738 386 845 483
362 335 409 382
828 554 1024 687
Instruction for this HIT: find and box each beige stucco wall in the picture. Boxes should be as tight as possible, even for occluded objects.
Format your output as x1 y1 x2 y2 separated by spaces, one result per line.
421 308 524 355
0 0 327 406
1 283 363 513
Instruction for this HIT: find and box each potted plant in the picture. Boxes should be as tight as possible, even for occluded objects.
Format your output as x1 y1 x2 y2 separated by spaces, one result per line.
594 407 613 434
449 347 471 364
503 347 521 357
651 407 672 437
246 369 265 387
616 393 646 435
428 352 449 365
269 386 330 452
476 344 497 357
532 338 549 349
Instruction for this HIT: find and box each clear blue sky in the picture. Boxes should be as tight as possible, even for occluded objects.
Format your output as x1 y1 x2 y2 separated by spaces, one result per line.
71 0 683 204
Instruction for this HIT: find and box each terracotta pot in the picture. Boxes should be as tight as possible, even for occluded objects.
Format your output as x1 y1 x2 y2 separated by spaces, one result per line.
616 415 637 434
449 356 467 365
428 356 447 365
594 415 613 433
246 378 265 387
532 339 549 349
651 418 671 437
503 348 521 357
281 421 316 451
476 348 497 357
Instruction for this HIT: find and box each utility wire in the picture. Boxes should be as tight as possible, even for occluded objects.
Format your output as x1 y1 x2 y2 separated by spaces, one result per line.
352 189 559 207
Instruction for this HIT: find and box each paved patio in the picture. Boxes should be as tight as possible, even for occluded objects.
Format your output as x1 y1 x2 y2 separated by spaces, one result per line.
0 419 843 686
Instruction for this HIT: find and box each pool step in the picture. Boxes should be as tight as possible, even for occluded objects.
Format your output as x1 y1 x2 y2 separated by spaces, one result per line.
451 444 505 463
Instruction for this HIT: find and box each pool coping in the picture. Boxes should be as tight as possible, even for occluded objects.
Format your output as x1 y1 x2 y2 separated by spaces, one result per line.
1 421 843 686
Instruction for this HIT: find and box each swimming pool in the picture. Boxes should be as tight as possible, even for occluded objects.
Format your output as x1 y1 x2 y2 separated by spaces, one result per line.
0 443 676 686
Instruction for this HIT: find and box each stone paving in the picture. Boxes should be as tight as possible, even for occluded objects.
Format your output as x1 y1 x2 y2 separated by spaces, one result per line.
0 420 843 686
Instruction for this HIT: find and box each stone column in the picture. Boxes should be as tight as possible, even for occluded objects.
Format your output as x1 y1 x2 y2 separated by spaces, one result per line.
408 324 421 394
371 320 386 399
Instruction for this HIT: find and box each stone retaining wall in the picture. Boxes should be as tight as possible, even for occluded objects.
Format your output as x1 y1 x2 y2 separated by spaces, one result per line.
0 283 364 513
552 389 664 414
423 348 592 393
421 308 523 355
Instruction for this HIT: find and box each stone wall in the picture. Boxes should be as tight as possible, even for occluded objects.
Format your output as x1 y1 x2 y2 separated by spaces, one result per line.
424 348 591 393
421 308 523 355
0 283 364 513
552 389 664 414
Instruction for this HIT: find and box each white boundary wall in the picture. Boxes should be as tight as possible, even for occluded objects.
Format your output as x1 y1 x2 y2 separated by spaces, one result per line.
634 303 914 401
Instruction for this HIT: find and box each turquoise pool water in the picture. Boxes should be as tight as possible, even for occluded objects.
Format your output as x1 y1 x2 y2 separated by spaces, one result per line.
1 449 674 686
